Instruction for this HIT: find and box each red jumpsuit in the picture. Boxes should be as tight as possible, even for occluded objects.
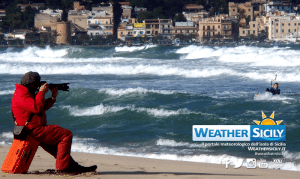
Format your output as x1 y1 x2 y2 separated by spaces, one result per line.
11 84 76 171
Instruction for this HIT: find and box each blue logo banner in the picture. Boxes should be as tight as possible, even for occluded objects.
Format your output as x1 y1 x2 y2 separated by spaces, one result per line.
250 125 286 141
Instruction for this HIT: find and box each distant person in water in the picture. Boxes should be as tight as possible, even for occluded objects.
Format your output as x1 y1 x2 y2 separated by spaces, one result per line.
266 83 280 95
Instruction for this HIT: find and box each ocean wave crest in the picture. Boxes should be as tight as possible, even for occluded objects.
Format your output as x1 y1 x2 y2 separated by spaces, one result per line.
98 87 177 96
253 92 294 101
115 45 157 52
64 104 197 117
0 90 14 95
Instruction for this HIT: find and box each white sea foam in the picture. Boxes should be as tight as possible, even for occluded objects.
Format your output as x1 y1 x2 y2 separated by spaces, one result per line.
0 132 13 146
1 132 13 139
115 45 157 52
0 46 68 63
0 90 14 95
98 87 177 96
253 92 294 101
0 63 234 77
176 45 300 68
64 104 196 117
63 104 129 116
34 46 68 58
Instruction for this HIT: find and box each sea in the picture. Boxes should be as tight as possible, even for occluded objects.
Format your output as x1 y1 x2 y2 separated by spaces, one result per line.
0 45 299 171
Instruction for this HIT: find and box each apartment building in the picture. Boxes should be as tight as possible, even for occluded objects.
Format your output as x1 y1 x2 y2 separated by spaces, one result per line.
229 2 254 21
68 10 91 31
35 13 59 31
263 0 293 14
239 21 259 37
133 23 146 37
117 23 133 41
88 17 113 36
120 2 132 19
199 15 232 41
173 22 198 36
268 15 300 41
145 19 173 39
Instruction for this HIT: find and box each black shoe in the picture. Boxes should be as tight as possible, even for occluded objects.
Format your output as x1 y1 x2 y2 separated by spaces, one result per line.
76 165 97 173
57 165 97 174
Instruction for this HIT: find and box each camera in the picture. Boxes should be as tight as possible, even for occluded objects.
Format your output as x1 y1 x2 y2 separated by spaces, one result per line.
40 81 69 91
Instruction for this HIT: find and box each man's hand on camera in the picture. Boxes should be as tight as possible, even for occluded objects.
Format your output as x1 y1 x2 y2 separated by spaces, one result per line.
39 83 49 93
51 87 58 101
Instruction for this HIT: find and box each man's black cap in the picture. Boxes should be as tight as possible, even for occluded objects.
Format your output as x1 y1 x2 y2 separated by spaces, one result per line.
20 71 41 86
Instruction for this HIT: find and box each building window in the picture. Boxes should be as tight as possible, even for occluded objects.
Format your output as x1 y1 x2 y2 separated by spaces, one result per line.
248 9 250 11
203 26 205 30
253 30 255 34
243 30 245 34
218 25 220 29
276 23 278 26
288 23 290 26
248 30 250 34
282 23 284 26
298 23 300 26
288 29 290 32
282 29 284 32
295 23 296 26
253 24 255 27
155 24 159 29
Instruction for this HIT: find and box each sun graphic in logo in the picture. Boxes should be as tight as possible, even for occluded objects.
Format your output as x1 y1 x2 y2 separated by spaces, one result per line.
253 111 283 125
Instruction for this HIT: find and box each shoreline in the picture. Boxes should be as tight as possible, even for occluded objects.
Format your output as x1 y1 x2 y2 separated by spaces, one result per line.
0 146 299 179
0 41 297 48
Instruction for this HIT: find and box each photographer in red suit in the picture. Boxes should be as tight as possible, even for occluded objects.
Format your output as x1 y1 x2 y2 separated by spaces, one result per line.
11 71 97 173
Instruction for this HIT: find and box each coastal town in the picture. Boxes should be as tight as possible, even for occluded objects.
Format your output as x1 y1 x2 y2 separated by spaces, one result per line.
1 0 300 46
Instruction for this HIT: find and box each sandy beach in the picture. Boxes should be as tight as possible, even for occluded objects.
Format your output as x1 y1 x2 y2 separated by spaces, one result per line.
0 146 298 179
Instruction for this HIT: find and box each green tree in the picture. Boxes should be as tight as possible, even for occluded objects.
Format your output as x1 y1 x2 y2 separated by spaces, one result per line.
137 12 153 23
21 6 37 29
113 1 122 39
173 13 187 24
0 33 4 44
